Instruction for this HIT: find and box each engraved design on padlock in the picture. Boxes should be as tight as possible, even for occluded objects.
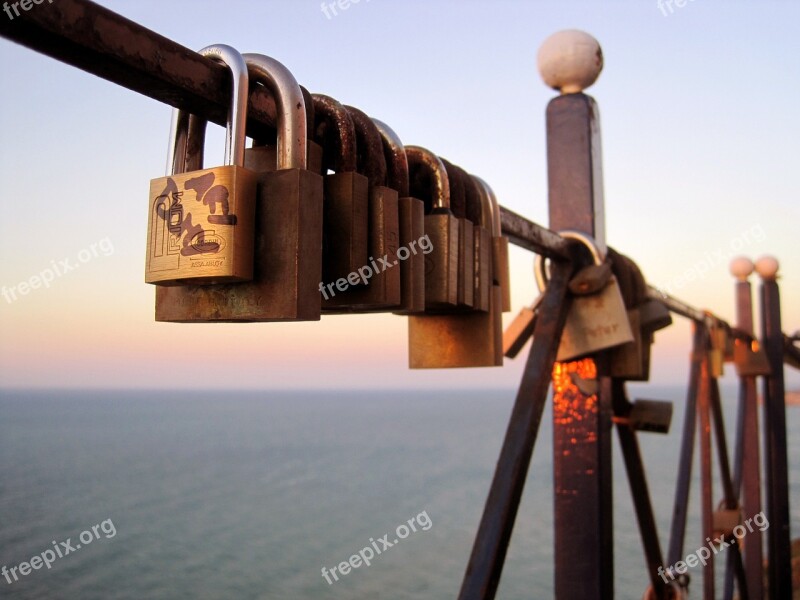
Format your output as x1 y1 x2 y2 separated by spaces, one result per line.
145 44 257 286
535 230 634 362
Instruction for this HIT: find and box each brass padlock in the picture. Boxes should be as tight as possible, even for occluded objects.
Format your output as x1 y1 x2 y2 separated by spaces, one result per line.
155 52 324 322
146 44 257 286
321 107 400 312
733 338 771 377
408 173 503 368
372 118 426 315
535 230 634 361
465 173 491 312
406 146 460 310
312 94 369 283
441 159 475 310
473 177 511 312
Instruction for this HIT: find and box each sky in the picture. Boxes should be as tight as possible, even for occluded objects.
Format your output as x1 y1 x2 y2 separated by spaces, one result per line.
0 0 798 390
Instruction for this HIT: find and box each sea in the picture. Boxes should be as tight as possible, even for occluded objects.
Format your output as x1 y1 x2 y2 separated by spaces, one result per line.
0 387 797 599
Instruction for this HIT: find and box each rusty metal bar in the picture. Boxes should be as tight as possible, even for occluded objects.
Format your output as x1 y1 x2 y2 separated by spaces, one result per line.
709 377 750 599
458 259 574 600
698 336 715 600
499 206 573 260
667 323 704 568
759 275 792 600
0 0 282 140
547 91 614 600
611 381 668 599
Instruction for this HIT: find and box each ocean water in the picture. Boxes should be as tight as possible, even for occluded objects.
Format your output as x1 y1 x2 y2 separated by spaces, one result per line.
0 388 797 599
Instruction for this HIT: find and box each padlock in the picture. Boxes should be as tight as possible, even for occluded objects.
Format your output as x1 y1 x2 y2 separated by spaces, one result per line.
372 118 426 315
733 338 771 377
610 308 645 379
465 172 491 312
535 230 634 361
311 94 369 283
408 171 503 368
321 106 400 312
146 44 257 286
155 52 324 322
626 399 673 434
441 160 474 310
713 506 741 539
473 177 512 312
638 299 672 333
406 146 459 310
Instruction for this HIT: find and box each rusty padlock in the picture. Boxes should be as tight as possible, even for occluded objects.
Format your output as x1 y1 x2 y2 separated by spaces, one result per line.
155 52 324 322
321 106 400 312
473 177 511 312
441 160 474 310
406 146 460 310
372 118 426 315
535 230 634 361
146 44 257 286
408 172 503 368
465 172 491 312
610 308 644 379
312 94 369 283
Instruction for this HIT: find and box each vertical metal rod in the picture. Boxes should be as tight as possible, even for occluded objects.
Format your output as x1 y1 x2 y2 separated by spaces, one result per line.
667 323 704 567
709 377 750 599
458 259 574 600
698 333 715 600
611 380 667 598
546 90 614 600
758 266 792 600
736 275 764 600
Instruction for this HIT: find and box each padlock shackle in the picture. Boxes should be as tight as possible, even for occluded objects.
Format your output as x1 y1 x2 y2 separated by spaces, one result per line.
470 175 494 231
166 44 249 175
312 94 357 174
344 106 387 188
440 159 467 219
473 176 501 237
243 53 307 171
372 118 409 198
406 145 450 211
534 229 605 292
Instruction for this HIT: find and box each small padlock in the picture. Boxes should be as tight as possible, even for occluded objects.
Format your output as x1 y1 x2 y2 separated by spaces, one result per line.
372 118 426 315
155 52 324 322
638 299 672 333
312 94 370 283
408 173 503 368
535 230 634 361
465 172 491 312
320 107 400 312
441 159 475 310
733 338 771 377
473 177 512 312
406 146 460 310
146 44 257 286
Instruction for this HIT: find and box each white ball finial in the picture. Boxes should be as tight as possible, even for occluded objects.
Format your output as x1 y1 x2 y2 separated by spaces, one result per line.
730 256 755 281
537 30 603 94
755 256 780 280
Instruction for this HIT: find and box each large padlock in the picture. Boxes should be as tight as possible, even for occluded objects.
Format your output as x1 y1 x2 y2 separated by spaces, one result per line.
321 106 400 312
465 172 491 312
441 159 474 310
535 230 634 361
406 146 460 310
408 172 503 368
146 44 257 286
311 94 369 283
473 177 511 312
155 52 324 322
372 119 426 315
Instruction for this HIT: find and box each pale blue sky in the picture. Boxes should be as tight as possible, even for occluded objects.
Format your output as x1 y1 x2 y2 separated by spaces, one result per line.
1 0 798 389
